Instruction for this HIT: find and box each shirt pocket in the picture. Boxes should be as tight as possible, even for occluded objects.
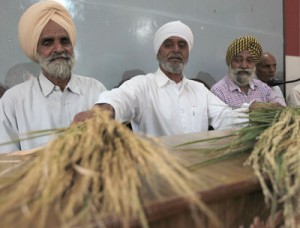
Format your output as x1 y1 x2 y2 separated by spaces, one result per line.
191 106 208 132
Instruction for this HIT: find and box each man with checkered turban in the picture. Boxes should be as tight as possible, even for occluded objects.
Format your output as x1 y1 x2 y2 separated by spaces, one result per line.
211 35 286 109
0 1 107 153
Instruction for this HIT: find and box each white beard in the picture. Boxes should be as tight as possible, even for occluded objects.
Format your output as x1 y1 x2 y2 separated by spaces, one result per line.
228 66 255 87
37 53 75 80
157 53 187 74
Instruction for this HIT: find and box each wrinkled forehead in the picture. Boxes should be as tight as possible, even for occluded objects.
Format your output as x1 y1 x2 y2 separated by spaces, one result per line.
234 50 252 58
162 36 188 43
261 55 276 65
39 20 69 40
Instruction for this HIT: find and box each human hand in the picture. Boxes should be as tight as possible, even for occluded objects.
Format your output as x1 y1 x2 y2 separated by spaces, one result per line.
249 102 284 112
72 110 95 125
72 103 115 125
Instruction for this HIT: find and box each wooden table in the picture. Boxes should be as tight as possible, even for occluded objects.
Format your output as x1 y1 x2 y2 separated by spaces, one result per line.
142 130 269 228
0 130 269 228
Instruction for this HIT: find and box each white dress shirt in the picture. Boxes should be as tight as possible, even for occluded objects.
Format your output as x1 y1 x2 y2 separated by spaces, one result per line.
272 86 285 102
0 73 106 153
288 83 300 107
98 68 247 136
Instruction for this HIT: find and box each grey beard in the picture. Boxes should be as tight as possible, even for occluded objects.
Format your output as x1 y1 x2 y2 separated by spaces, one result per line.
37 53 75 80
162 62 184 74
158 58 185 74
228 66 255 87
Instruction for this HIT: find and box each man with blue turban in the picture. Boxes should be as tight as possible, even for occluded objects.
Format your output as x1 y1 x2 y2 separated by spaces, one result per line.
73 21 249 136
0 1 106 153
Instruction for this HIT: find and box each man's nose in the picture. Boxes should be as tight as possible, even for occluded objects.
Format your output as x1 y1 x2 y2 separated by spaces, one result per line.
53 41 64 53
172 44 180 52
240 60 248 69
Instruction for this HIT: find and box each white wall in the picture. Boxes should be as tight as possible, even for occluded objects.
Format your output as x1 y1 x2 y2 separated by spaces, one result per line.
0 0 283 89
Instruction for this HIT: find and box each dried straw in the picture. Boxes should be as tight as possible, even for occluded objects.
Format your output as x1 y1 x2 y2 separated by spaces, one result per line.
245 107 300 228
178 106 300 227
0 111 219 228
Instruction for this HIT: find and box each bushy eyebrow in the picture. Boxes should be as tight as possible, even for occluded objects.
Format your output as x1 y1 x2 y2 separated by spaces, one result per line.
162 39 187 47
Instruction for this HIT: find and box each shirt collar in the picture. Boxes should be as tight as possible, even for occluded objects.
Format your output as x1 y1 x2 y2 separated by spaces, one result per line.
38 73 81 96
226 75 255 92
155 68 187 88
38 73 56 96
66 75 82 95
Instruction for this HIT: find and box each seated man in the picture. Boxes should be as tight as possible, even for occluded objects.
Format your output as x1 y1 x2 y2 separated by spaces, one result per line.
255 52 285 101
288 84 300 107
211 36 286 109
0 1 106 153
73 21 252 136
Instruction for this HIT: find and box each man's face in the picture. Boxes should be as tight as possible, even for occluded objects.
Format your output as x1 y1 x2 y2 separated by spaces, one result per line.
256 54 277 83
157 36 189 75
37 20 74 80
229 50 256 87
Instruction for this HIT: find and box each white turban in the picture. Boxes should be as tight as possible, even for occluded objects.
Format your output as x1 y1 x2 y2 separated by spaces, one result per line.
153 21 193 54
18 1 76 62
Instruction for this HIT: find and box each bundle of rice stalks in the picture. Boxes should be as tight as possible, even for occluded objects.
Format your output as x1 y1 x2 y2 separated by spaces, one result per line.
245 107 300 227
0 111 218 228
178 106 300 227
176 106 279 168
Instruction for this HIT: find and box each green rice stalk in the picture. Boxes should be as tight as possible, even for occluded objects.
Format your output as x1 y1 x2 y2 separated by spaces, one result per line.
0 110 220 228
176 107 285 166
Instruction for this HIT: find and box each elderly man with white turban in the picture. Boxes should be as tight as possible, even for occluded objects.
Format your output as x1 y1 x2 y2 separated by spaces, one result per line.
211 35 286 109
0 1 106 153
74 21 249 136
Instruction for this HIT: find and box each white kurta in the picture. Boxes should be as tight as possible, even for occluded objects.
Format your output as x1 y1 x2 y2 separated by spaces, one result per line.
288 83 300 107
0 73 106 153
272 85 285 103
98 68 248 136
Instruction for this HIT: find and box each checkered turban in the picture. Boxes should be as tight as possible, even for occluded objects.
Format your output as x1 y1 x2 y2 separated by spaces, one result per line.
225 36 262 66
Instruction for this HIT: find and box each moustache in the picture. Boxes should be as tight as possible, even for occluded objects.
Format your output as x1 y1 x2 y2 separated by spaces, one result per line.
235 69 252 76
168 54 183 61
49 53 71 62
